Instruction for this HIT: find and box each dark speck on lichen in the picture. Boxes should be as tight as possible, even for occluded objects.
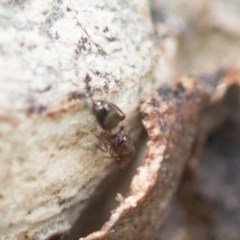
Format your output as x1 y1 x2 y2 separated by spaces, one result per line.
27 104 47 115
42 9 49 15
106 37 117 42
55 31 60 39
103 27 109 32
68 90 86 101
75 37 92 55
103 82 109 92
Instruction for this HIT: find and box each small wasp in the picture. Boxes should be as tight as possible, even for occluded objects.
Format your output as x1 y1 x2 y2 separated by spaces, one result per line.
70 73 135 165
91 99 134 166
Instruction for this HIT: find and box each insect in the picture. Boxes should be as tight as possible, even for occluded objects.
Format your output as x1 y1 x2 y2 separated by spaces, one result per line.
92 100 125 131
94 127 135 166
74 73 135 166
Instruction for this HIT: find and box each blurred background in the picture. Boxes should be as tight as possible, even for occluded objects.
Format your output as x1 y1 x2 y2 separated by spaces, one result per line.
152 1 240 239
